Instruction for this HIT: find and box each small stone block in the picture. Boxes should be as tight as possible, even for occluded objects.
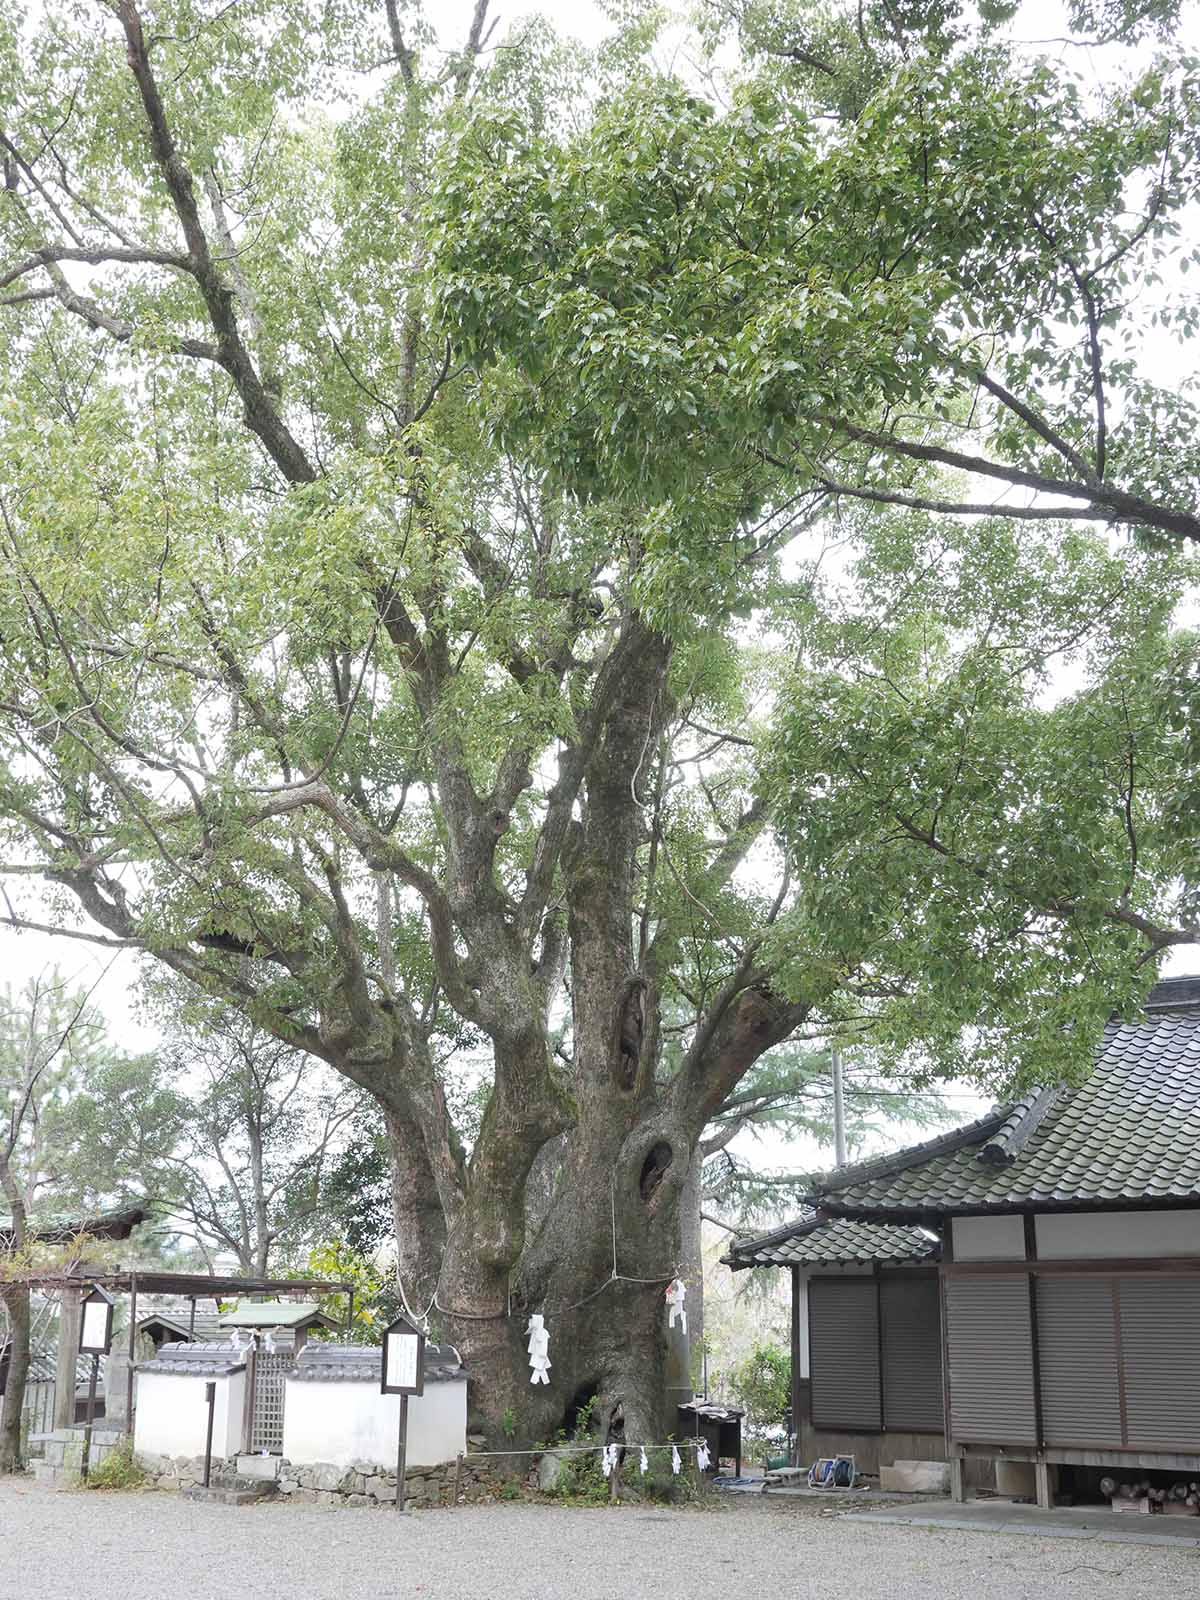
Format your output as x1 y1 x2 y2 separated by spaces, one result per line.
182 1483 277 1506
880 1459 950 1494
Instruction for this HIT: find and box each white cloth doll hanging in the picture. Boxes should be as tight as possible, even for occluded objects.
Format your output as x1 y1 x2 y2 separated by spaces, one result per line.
526 1313 551 1385
696 1438 711 1472
665 1277 687 1334
639 1446 649 1476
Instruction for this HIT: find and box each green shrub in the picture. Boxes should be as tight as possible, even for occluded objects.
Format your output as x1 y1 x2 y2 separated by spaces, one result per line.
731 1345 790 1435
84 1435 146 1492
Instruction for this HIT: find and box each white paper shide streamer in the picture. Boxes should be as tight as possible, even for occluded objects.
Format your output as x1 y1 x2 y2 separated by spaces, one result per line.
696 1438 711 1471
639 1446 649 1476
671 1444 681 1475
526 1314 551 1386
601 1443 622 1477
665 1277 687 1334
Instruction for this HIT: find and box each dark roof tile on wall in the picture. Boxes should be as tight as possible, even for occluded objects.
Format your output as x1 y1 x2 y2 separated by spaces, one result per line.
135 1341 248 1377
722 1213 940 1269
289 1341 466 1383
809 979 1200 1219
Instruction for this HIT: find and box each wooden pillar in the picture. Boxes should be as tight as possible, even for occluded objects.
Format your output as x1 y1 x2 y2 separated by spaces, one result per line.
950 1454 967 1504
1035 1458 1055 1510
125 1271 137 1436
53 1282 83 1428
240 1338 257 1454
789 1265 801 1465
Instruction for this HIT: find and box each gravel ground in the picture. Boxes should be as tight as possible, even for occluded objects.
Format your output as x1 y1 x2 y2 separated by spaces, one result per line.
2 1478 1197 1600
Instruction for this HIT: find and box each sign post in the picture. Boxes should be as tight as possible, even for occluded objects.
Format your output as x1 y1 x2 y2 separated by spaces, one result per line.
78 1285 114 1483
380 1312 425 1514
203 1381 217 1487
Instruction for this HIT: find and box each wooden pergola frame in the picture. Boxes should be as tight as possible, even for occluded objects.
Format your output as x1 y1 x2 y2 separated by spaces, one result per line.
19 1269 355 1435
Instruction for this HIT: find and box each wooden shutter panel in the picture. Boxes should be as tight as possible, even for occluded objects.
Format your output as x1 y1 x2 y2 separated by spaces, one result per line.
880 1273 945 1432
1119 1274 1200 1451
1036 1276 1121 1448
945 1274 1037 1445
808 1277 881 1431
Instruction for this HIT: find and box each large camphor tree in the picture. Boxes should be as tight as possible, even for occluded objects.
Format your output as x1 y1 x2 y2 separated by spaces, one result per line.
1 0 1198 1447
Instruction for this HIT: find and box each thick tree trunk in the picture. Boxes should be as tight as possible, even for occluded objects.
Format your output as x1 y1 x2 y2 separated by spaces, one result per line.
440 1095 694 1456
436 629 686 1454
0 1282 31 1474
347 623 792 1457
383 1104 448 1313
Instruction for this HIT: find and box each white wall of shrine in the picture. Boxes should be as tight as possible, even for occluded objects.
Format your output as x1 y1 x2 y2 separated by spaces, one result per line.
1036 1209 1200 1258
281 1376 467 1468
134 1369 246 1458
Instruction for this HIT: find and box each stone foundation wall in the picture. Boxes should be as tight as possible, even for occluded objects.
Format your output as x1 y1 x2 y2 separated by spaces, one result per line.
31 1426 126 1490
135 1451 496 1508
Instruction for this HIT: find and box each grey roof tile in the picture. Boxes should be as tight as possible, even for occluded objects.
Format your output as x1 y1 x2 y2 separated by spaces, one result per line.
137 1298 222 1341
722 1213 940 1269
289 1341 466 1383
808 978 1200 1218
136 1341 248 1377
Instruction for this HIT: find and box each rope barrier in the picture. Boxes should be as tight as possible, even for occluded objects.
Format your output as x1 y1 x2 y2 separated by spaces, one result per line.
459 1439 706 1460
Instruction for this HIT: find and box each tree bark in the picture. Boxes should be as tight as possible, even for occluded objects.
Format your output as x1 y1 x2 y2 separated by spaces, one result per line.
0 1144 31 1472
382 1104 448 1314
0 1282 31 1474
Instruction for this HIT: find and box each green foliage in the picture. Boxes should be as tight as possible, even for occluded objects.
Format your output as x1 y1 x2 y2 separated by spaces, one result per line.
304 1239 398 1341
697 1035 953 1223
0 972 171 1226
764 520 1197 1090
539 1397 703 1504
731 1345 791 1435
320 1107 393 1256
434 9 1200 558
83 1435 146 1492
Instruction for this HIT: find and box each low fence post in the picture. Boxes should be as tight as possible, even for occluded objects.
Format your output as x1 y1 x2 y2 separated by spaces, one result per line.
203 1381 216 1487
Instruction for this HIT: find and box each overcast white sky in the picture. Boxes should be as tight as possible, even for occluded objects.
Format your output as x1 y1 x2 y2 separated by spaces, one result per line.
2 0 1196 1179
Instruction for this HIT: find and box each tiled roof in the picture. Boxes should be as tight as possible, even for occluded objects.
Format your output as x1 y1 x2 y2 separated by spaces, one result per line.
0 1342 90 1387
137 1299 222 1341
0 1200 151 1248
289 1341 466 1384
219 1300 337 1330
810 977 1200 1219
722 1213 940 1269
136 1340 248 1377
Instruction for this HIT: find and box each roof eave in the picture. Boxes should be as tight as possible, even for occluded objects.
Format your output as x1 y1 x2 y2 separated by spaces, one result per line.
818 1192 1200 1222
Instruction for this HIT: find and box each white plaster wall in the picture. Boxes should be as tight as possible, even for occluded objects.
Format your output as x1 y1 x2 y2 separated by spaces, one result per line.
282 1378 467 1469
134 1370 245 1458
1036 1209 1200 1259
952 1215 1026 1261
